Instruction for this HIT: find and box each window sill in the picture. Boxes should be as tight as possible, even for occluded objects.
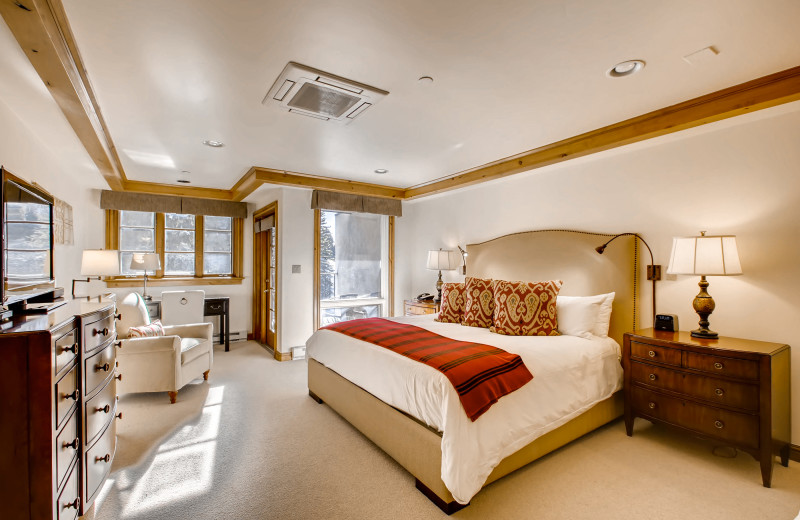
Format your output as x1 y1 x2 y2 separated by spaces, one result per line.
105 277 244 288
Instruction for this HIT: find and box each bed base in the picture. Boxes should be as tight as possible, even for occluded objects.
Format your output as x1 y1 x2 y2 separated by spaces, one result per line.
308 358 623 514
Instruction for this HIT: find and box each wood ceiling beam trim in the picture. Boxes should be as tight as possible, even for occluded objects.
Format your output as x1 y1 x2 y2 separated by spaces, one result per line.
122 180 234 201
248 167 406 200
1 0 126 190
404 65 800 199
231 167 261 202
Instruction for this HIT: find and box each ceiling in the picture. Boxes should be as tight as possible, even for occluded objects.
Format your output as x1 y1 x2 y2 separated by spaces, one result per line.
21 1 800 191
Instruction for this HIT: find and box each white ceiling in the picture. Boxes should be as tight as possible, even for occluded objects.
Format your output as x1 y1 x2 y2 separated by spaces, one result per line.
52 0 800 190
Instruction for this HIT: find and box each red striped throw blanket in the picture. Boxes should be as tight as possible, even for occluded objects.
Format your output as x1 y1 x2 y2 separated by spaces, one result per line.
322 318 533 421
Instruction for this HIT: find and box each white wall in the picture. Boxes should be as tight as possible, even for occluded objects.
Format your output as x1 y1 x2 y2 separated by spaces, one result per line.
395 101 800 444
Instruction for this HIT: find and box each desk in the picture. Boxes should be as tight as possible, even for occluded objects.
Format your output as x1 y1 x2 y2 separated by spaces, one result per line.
145 296 230 351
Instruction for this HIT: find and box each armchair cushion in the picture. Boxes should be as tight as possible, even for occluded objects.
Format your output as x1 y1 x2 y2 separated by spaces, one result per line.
119 335 181 354
181 337 210 364
117 292 151 338
163 322 213 342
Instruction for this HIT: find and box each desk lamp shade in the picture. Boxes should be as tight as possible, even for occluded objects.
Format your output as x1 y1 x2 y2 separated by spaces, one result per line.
667 232 742 338
130 253 161 301
427 249 455 302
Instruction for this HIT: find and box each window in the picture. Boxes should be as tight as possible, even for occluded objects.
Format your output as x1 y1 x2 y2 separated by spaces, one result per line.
316 210 392 326
107 210 243 285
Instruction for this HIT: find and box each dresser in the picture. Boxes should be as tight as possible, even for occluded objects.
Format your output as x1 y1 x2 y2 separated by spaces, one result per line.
403 299 439 316
0 300 120 519
623 329 790 487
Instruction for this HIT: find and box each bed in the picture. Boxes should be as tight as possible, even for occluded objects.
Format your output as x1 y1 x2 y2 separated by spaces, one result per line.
306 230 640 513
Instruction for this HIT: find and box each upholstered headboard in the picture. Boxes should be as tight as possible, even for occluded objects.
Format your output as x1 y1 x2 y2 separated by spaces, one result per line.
467 230 639 346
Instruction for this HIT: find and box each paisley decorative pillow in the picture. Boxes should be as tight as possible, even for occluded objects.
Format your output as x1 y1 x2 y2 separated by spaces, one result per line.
491 280 562 336
128 319 165 338
435 282 466 324
462 277 495 328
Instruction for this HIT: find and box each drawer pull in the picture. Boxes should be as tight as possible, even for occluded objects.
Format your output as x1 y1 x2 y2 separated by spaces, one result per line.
116 412 123 420
96 404 111 414
648 402 656 409
648 350 656 358
95 453 111 463
115 312 122 321
63 389 80 401
63 438 79 450
60 343 78 354
714 362 723 370
115 373 123 381
649 373 657 381
63 497 80 510
714 420 724 429
115 341 122 349
715 388 724 396
96 362 111 372
93 327 110 337
209 304 222 310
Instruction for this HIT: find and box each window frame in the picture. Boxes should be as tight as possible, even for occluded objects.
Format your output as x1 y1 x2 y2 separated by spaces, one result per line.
105 209 244 287
313 209 394 329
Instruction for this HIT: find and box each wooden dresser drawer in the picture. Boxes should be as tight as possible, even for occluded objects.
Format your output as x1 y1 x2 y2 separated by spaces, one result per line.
684 351 758 381
85 341 117 396
83 313 116 354
629 361 759 412
85 377 117 444
55 412 80 490
630 386 759 449
54 328 78 377
85 419 117 505
630 341 681 366
56 365 79 429
56 465 80 520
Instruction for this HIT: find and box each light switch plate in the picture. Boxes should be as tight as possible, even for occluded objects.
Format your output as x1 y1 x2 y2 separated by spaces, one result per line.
292 264 301 274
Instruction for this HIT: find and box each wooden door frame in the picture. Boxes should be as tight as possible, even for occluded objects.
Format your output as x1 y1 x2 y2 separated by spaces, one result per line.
253 202 285 359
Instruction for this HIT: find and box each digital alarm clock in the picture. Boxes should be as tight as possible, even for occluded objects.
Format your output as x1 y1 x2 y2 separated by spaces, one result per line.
654 314 679 332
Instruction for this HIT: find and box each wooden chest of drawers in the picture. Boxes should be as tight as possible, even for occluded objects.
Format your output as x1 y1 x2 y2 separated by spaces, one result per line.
403 299 439 316
623 329 790 487
0 300 119 520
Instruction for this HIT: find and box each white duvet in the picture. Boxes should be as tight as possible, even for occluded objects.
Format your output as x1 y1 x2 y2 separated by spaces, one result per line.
306 314 623 504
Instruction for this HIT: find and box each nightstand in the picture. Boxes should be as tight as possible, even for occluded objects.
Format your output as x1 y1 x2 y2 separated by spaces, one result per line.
404 299 439 316
623 329 790 487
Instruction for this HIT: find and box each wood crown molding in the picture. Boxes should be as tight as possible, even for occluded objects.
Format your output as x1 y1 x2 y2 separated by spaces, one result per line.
5 2 800 202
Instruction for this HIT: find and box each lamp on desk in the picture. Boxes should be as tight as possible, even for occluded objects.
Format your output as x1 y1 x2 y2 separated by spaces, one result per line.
426 248 456 302
129 253 161 301
72 250 120 298
667 231 742 339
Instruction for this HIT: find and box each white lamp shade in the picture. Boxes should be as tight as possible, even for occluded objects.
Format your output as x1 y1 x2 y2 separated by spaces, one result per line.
426 249 455 270
81 250 120 276
129 252 161 272
667 235 742 276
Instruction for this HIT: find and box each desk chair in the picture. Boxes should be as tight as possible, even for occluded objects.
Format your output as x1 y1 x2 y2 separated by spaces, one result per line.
161 290 205 326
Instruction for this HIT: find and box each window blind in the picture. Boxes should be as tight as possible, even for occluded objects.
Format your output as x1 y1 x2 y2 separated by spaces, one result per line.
310 190 401 217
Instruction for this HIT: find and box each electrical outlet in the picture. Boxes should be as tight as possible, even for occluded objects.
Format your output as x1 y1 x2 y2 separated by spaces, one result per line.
292 264 301 274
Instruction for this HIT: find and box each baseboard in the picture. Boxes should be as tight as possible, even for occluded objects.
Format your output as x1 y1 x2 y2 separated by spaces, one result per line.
791 444 800 463
274 350 292 362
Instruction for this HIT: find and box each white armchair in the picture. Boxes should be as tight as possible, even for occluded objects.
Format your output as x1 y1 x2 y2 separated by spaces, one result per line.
116 292 213 403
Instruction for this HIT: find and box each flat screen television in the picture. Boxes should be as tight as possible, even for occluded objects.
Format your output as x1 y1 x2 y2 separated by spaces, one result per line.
1 167 56 307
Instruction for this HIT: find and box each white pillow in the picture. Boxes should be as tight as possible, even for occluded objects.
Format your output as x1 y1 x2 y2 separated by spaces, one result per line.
557 292 615 339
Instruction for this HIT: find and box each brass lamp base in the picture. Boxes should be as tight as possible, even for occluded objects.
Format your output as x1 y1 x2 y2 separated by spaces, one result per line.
435 270 443 302
690 275 718 339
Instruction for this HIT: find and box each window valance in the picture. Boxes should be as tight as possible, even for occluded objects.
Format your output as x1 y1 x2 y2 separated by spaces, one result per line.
310 190 402 217
100 190 247 219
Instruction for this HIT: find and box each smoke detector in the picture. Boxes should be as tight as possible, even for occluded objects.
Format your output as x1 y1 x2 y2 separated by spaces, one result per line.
263 62 388 124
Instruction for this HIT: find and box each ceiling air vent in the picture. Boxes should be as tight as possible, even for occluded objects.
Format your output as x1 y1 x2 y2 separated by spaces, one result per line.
263 62 388 124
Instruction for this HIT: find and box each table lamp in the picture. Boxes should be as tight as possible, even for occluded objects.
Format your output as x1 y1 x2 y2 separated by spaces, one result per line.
72 249 120 298
129 252 161 301
667 231 742 338
427 248 455 302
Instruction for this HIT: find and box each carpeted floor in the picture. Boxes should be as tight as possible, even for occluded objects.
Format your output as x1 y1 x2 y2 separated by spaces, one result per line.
82 341 800 520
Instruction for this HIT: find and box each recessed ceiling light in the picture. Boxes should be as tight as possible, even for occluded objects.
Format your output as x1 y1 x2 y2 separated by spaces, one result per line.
607 60 645 78
202 139 225 148
177 179 191 184
374 168 388 174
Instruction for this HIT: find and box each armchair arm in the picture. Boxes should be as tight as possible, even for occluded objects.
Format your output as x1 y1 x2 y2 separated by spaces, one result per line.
163 322 213 341
119 335 181 354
